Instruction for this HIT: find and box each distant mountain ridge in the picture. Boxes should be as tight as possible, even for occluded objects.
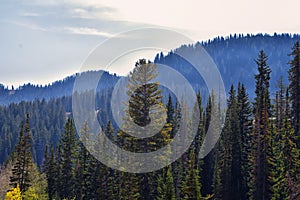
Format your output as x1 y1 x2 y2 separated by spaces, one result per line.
155 33 300 97
1 33 299 105
0 71 120 105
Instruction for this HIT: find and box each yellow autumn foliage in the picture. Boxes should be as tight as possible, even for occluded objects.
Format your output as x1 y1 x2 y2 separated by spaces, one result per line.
5 184 22 200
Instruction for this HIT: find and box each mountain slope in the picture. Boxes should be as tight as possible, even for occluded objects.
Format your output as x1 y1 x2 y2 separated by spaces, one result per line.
1 33 299 105
155 33 300 97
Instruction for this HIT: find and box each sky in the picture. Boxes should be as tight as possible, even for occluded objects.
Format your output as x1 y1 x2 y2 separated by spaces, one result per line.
0 0 300 88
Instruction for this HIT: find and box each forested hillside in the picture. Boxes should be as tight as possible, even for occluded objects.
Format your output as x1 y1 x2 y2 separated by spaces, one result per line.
0 71 119 105
155 33 300 97
0 36 300 200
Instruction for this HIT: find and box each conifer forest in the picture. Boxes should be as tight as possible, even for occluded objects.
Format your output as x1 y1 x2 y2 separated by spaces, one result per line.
1 35 300 200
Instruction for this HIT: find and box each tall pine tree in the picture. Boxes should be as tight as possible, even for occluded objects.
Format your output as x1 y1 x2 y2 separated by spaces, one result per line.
59 118 78 199
237 83 252 200
10 114 33 193
250 50 272 200
288 41 300 145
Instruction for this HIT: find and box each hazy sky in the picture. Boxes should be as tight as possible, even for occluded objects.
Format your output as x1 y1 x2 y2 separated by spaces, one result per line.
1 0 300 88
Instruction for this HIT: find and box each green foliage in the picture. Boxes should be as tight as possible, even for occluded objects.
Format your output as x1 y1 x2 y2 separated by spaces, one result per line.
288 41 300 140
0 98 68 166
23 187 39 200
213 85 242 200
43 144 56 200
118 59 172 199
24 164 48 200
10 114 33 193
237 83 252 200
250 50 272 200
182 149 202 200
75 122 99 200
56 118 77 199
157 166 175 200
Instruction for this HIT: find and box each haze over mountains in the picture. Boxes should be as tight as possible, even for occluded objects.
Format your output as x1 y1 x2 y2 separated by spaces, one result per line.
1 33 299 105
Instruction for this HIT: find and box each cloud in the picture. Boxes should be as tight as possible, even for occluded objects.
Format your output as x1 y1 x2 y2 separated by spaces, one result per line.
64 26 114 37
3 20 48 32
71 8 92 19
20 12 41 17
70 7 115 19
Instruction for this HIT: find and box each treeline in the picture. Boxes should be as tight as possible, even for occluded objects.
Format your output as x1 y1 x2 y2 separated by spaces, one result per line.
1 42 300 199
0 98 69 165
0 88 115 166
0 71 119 105
155 33 300 97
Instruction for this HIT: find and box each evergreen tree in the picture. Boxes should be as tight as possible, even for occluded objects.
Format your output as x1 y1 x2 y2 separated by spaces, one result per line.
44 144 56 200
237 83 252 200
54 144 63 198
182 148 202 200
157 166 176 200
213 85 239 200
104 122 120 200
170 101 184 198
10 114 33 193
119 171 140 200
281 119 300 198
288 41 300 144
75 122 96 200
166 95 175 125
59 118 77 199
203 92 221 197
250 50 272 200
118 59 172 199
201 95 214 196
193 92 205 166
228 85 241 200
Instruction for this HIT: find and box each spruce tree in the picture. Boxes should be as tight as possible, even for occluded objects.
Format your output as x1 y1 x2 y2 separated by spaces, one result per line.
75 122 96 200
10 114 33 193
118 59 172 199
250 50 272 200
170 101 184 198
202 95 214 196
59 118 77 199
288 41 300 144
182 148 202 200
104 122 120 200
157 166 176 200
237 83 252 200
166 95 175 125
54 144 63 198
203 92 221 197
213 85 240 200
44 144 56 200
228 85 241 200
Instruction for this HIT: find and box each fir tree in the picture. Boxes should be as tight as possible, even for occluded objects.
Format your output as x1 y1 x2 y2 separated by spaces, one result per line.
44 144 56 200
250 50 272 200
182 148 202 200
118 59 172 199
157 166 176 200
59 118 77 199
10 114 33 193
213 85 239 200
288 41 300 144
202 95 214 196
237 83 252 200
75 122 96 200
